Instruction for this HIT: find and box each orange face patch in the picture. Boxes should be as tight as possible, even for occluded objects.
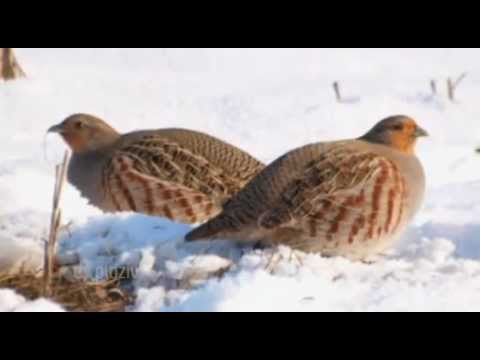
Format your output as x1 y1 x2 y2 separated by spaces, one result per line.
388 120 418 154
61 132 89 153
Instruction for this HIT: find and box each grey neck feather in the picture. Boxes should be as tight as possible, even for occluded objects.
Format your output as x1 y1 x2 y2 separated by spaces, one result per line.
67 145 115 208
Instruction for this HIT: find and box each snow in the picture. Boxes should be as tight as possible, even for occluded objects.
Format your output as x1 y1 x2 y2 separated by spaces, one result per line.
0 289 64 312
1 48 480 311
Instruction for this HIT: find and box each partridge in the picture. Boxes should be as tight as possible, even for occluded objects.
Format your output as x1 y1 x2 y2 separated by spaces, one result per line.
186 115 428 261
48 114 265 224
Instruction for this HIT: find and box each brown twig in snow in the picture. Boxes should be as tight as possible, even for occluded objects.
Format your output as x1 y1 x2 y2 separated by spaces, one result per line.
43 151 69 297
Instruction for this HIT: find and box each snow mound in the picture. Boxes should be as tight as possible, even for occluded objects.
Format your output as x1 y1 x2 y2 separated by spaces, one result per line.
0 289 64 312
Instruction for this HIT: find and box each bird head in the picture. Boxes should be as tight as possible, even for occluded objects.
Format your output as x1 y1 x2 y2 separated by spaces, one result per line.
361 115 428 154
48 114 120 153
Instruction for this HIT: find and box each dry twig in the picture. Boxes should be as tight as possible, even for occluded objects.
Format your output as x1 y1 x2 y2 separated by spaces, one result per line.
332 81 342 102
43 152 69 297
447 72 467 102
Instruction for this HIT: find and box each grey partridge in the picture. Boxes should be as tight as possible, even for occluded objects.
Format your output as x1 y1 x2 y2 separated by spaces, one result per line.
185 115 428 261
48 114 265 224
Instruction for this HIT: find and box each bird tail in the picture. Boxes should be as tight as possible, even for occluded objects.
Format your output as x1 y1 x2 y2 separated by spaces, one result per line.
185 218 224 241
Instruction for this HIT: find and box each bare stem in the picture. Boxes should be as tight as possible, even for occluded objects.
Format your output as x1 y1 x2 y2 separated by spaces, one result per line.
43 151 70 297
332 81 342 103
447 72 467 102
0 48 26 81
430 80 437 95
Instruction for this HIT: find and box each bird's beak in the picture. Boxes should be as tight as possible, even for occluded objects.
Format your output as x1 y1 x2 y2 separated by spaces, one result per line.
414 126 429 138
47 123 64 134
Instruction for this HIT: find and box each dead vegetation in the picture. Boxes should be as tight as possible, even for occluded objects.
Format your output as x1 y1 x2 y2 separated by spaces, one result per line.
0 48 26 81
447 73 467 102
0 269 133 312
0 152 134 311
332 81 342 103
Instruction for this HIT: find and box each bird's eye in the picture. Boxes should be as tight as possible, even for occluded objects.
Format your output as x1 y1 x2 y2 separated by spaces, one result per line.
392 124 403 131
75 121 84 130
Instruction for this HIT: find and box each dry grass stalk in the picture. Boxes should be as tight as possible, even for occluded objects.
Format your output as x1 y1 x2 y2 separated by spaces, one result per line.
43 151 69 297
447 72 467 102
0 48 26 81
430 80 437 95
332 81 342 102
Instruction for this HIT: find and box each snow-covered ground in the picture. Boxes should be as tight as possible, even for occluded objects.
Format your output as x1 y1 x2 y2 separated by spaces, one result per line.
2 48 480 312
0 289 64 312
